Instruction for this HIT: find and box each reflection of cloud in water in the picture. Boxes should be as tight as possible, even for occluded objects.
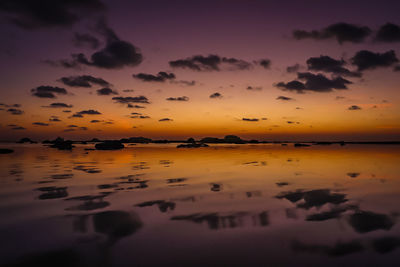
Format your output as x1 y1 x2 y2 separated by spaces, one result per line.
36 186 68 200
276 189 347 209
171 211 268 230
348 210 395 233
135 200 176 213
65 193 112 211
210 183 223 192
73 165 102 173
292 240 364 257
347 172 360 178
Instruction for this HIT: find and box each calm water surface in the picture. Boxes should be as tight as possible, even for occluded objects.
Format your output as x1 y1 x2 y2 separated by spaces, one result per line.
0 144 400 266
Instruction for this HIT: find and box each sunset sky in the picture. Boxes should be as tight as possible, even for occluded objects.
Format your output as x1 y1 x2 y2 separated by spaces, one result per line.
1 0 400 141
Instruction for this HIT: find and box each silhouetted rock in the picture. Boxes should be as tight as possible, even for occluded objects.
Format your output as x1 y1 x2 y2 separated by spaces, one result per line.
45 137 73 150
224 135 245 144
294 143 311 147
0 148 14 154
17 137 36 144
177 143 209 148
95 141 124 150
120 137 152 143
187 137 195 143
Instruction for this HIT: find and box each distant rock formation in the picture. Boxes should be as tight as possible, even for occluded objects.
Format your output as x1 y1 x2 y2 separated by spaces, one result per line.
17 137 36 144
177 143 209 148
95 141 124 150
0 148 14 154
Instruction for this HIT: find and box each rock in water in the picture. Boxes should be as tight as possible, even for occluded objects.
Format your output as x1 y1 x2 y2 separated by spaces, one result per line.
95 141 124 150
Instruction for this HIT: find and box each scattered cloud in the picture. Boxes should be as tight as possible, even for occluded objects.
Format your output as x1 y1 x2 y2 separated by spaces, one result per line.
159 118 173 122
169 54 251 71
306 55 361 77
276 96 294 101
210 92 222 99
293 22 371 44
33 122 49 126
58 75 110 87
246 86 262 91
42 102 73 108
242 118 259 122
375 23 400 42
72 32 100 49
97 87 118 95
348 105 362 110
0 0 105 30
112 96 149 104
287 64 300 73
166 96 189 101
351 50 398 71
133 72 175 82
31 85 68 98
7 108 24 115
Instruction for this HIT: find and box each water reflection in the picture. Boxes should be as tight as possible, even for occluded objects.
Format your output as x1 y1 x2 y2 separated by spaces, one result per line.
0 144 400 265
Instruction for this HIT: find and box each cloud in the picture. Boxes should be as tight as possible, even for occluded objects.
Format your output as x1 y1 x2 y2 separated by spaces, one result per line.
73 32 100 49
31 85 68 98
351 50 399 71
242 118 259 122
276 96 294 101
131 115 150 119
171 80 196 86
306 55 361 77
293 22 372 44
348 105 362 110
42 102 73 108
246 86 262 91
97 87 118 95
210 92 222 99
71 19 143 69
0 0 105 29
159 118 173 122
127 104 145 108
71 109 101 118
68 125 78 128
256 59 271 69
7 108 24 115
133 72 175 82
166 96 189 101
90 120 102 123
59 75 110 87
276 72 351 93
112 96 149 104
287 64 300 73
33 122 49 126
169 54 251 71
375 23 400 42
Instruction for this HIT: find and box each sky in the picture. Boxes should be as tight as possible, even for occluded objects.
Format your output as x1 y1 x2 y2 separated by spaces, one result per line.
0 0 400 141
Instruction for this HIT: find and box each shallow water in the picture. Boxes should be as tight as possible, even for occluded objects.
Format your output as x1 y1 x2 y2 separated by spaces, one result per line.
0 143 400 266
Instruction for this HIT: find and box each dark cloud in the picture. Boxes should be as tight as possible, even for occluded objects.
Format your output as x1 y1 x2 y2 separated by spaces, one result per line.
169 54 251 71
68 125 78 127
348 105 362 110
159 118 173 122
48 18 142 70
351 50 399 71
210 92 222 99
112 96 149 104
133 72 175 82
73 32 100 49
127 104 145 108
71 109 101 118
59 75 110 87
375 23 400 42
394 65 400 71
287 64 300 73
306 55 361 77
31 85 68 98
0 0 105 30
90 120 102 123
42 102 73 108
277 72 351 93
256 59 271 69
246 86 262 91
131 115 150 119
242 118 259 122
293 22 372 44
97 87 118 95
276 96 294 101
166 96 189 101
33 122 49 126
7 108 24 115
